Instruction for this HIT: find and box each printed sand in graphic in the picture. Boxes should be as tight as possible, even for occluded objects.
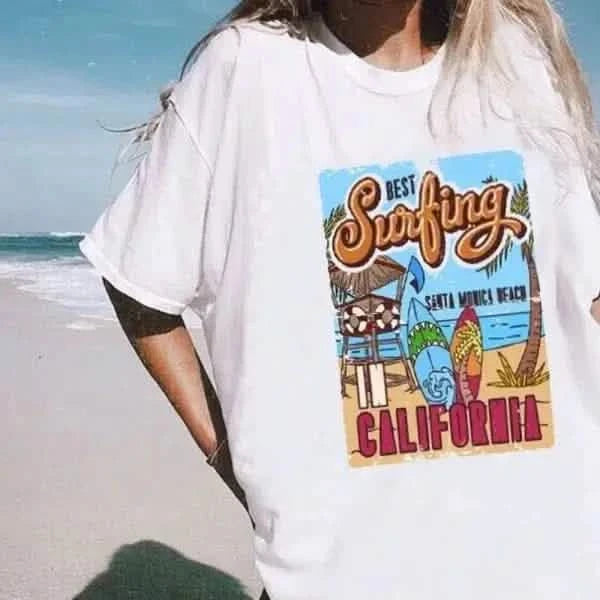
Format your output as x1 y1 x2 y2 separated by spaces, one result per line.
342 339 553 468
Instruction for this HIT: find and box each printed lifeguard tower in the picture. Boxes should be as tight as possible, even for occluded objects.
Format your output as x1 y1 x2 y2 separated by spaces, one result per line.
329 255 417 409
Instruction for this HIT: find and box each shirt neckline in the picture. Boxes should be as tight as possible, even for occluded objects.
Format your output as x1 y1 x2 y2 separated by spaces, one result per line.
307 13 446 96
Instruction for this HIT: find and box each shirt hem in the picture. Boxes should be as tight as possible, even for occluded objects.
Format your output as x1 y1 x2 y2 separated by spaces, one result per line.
78 235 187 316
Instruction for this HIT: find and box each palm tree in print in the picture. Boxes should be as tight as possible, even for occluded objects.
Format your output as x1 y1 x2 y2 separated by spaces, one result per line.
480 178 548 386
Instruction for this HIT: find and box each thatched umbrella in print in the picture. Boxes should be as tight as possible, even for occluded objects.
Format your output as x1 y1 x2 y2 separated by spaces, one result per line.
328 254 407 304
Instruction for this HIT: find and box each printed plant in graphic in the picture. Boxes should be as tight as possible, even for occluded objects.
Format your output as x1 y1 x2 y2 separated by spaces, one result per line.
323 204 347 305
323 205 346 259
491 351 550 388
479 177 550 388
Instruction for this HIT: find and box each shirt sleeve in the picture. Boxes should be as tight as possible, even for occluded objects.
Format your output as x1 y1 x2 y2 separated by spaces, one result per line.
79 27 242 316
79 102 212 315
562 165 600 304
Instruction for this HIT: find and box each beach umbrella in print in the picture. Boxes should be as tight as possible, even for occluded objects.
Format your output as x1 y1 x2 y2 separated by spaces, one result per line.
328 255 407 300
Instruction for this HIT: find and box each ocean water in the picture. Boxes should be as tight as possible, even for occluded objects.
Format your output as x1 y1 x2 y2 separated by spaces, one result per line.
0 233 209 331
0 233 116 327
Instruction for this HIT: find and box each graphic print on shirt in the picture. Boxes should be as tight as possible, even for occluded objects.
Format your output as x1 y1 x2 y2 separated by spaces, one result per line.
319 150 554 468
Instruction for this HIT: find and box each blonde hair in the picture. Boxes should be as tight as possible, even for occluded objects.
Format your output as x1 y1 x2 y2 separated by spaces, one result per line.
123 0 599 207
440 0 599 207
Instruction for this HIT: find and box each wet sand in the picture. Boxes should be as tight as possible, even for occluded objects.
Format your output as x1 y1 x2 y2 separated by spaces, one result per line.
0 280 262 599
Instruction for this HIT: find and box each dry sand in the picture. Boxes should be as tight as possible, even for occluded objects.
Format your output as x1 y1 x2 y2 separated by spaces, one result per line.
0 280 262 599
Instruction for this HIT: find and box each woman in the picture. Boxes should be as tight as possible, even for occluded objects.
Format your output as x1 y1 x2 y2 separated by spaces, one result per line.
80 1 600 598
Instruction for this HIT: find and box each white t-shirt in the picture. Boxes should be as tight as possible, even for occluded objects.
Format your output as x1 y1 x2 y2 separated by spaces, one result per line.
80 14 600 600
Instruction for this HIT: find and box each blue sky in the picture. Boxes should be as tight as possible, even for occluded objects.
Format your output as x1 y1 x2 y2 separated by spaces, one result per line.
1 1 598 233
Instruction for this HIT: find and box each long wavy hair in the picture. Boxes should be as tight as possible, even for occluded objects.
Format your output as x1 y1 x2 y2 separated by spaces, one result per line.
121 0 599 207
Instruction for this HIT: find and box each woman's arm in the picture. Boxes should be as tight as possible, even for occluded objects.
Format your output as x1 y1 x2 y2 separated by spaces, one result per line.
102 277 249 511
592 295 600 324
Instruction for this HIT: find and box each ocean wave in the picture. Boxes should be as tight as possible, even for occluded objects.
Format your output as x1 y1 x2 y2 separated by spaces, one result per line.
0 233 85 260
0 257 116 323
0 256 203 330
49 231 86 238
0 231 85 238
67 320 100 331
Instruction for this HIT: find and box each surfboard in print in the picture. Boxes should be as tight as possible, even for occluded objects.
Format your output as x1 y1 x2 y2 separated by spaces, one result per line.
318 150 554 468
450 305 484 405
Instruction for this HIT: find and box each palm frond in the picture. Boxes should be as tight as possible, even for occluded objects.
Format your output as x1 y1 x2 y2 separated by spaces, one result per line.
323 204 347 261
511 181 530 218
512 180 534 251
479 237 513 277
323 204 346 241
479 178 535 278
488 351 550 388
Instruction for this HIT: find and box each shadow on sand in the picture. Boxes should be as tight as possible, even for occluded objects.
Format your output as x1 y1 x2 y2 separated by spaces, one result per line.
74 540 254 600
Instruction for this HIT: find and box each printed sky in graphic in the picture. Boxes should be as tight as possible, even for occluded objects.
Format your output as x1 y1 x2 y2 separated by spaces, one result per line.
319 150 531 322
0 0 598 233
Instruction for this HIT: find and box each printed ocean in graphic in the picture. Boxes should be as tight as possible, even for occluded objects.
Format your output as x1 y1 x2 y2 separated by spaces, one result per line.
318 150 555 468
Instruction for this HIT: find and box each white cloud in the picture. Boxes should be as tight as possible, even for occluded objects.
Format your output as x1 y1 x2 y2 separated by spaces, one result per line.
92 32 122 41
129 18 177 29
7 91 97 109
0 66 155 114
0 64 158 232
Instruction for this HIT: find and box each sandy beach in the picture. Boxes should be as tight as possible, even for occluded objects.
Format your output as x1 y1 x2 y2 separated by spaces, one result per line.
0 279 262 599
